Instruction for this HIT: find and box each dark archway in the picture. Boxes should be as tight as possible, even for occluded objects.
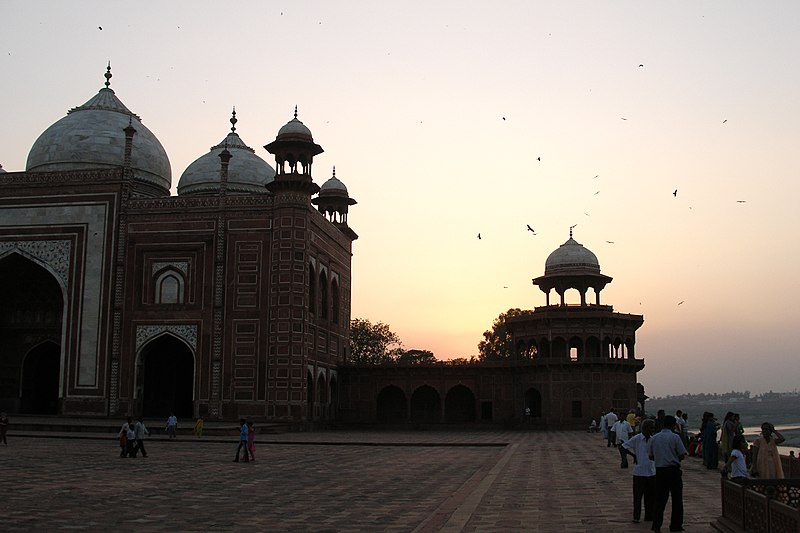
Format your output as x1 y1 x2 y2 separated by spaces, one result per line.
376 385 407 423
525 387 542 418
444 384 476 423
20 341 60 414
140 335 194 419
0 252 63 414
410 385 441 424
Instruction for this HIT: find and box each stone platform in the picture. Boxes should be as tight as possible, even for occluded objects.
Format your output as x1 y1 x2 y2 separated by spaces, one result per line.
0 427 722 532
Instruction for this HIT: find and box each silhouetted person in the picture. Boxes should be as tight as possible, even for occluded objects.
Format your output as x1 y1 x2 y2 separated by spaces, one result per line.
233 418 249 463
648 415 687 533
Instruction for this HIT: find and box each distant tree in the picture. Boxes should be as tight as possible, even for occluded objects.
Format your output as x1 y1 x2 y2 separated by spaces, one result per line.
396 349 438 365
442 356 479 365
477 308 527 361
349 318 402 364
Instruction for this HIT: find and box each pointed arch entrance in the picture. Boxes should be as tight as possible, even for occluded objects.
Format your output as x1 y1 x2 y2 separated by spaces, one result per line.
0 252 64 414
139 334 195 418
445 384 476 423
376 385 407 423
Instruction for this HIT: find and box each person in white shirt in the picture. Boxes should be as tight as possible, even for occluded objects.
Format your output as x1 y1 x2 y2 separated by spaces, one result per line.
721 434 749 482
613 414 633 468
623 419 656 523
605 410 618 447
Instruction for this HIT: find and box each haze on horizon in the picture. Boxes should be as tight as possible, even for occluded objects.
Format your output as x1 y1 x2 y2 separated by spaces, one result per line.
1 1 798 399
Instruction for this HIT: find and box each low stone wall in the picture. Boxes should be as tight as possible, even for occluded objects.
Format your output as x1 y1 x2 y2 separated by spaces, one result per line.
716 476 800 532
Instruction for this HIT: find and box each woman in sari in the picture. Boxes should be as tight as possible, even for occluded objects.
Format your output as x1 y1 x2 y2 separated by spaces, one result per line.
750 422 785 479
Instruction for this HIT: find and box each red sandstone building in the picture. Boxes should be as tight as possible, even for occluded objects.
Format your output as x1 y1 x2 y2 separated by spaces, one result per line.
338 230 646 428
0 69 644 428
0 68 356 423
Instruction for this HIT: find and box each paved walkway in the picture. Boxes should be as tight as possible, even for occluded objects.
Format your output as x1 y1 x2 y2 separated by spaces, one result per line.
0 429 722 532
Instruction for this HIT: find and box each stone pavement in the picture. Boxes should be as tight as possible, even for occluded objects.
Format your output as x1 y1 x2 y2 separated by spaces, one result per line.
0 429 722 532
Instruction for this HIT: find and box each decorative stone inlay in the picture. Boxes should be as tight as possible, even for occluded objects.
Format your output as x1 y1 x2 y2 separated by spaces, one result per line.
135 324 197 351
0 240 72 287
152 261 188 276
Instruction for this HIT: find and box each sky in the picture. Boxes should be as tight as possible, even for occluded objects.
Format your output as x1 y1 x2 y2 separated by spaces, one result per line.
2 1 799 398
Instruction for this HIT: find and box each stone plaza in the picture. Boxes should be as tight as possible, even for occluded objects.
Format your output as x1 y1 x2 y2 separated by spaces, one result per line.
1 428 722 532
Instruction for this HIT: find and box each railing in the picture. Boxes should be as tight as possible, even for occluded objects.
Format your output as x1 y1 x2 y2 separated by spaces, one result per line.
717 476 800 532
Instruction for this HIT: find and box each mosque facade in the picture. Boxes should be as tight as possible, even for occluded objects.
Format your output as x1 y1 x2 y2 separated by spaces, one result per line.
0 68 357 423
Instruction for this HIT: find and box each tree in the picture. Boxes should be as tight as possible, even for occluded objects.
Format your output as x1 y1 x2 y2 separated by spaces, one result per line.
477 308 527 361
349 318 402 364
396 349 438 365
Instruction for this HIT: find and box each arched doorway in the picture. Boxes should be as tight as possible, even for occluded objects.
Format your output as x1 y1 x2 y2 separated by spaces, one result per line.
444 384 476 423
139 334 194 419
376 385 407 423
410 385 441 424
0 252 63 414
21 341 60 414
525 388 542 418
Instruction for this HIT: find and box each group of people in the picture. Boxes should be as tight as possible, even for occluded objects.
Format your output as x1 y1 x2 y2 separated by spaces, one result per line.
597 408 788 533
118 416 150 458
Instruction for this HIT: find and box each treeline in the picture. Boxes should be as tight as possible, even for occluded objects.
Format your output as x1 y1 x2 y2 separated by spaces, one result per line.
651 390 798 401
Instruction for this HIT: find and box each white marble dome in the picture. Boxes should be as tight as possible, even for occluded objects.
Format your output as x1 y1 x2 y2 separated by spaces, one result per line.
319 173 348 196
26 72 171 195
276 108 314 141
544 236 601 275
177 121 275 196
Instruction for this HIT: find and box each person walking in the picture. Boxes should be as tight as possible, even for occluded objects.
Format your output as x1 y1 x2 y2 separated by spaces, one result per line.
166 413 177 439
613 414 633 468
623 418 656 523
605 410 618 448
247 421 256 461
648 415 687 533
233 418 249 463
133 416 150 458
0 412 8 445
750 422 785 479
194 416 204 437
701 412 719 469
118 417 133 458
125 420 137 458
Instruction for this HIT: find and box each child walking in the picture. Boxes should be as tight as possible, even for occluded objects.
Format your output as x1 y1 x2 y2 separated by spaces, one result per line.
247 421 256 461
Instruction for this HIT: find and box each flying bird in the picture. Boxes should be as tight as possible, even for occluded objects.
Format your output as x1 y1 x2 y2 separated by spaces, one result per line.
673 189 678 197
502 117 506 121
621 117 628 121
537 156 541 161
526 224 535 233
736 200 747 203
98 26 103 30
594 191 600 195
606 241 615 244
639 64 644 67
678 301 684 305
723 119 727 123
593 175 599 179
477 233 481 240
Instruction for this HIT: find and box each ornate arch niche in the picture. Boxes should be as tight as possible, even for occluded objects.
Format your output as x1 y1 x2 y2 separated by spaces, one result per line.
135 324 198 353
152 262 188 304
0 240 71 291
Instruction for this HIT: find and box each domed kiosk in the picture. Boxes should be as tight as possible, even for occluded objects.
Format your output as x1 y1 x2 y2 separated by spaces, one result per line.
502 229 645 424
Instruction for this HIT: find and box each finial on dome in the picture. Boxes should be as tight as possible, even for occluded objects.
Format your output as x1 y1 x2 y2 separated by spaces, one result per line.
332 165 336 178
104 62 112 88
293 105 298 119
569 224 577 238
230 106 237 133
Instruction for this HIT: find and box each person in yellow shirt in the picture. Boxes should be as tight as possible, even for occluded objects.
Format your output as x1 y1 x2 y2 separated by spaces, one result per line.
193 416 204 437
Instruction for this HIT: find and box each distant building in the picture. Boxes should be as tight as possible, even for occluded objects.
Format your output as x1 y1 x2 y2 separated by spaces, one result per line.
338 230 646 428
0 67 356 423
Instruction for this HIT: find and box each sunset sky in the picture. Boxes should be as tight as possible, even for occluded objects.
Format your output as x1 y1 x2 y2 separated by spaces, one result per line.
2 2 799 398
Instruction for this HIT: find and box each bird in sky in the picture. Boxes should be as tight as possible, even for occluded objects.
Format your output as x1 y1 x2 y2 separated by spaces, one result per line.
594 191 600 195
621 117 628 121
502 117 506 121
98 26 103 30
673 189 678 197
639 64 644 67
678 301 685 305
736 200 747 203
526 224 536 233
537 156 541 161
606 241 615 244
477 233 481 240
723 119 728 123
593 175 599 179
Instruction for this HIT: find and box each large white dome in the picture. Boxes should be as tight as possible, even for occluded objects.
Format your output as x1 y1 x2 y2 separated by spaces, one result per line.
544 237 600 275
26 71 171 195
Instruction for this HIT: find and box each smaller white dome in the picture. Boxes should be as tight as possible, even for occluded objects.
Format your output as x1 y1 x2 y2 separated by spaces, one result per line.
320 174 348 195
178 126 275 196
544 237 600 275
0 164 6 174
